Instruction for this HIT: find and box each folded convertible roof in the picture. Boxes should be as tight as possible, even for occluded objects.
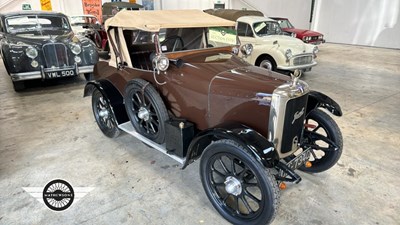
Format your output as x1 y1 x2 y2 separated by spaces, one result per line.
105 9 235 32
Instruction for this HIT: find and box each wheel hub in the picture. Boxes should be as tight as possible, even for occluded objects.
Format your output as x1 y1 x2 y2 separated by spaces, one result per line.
224 176 242 196
138 107 150 121
99 109 109 118
260 60 272 70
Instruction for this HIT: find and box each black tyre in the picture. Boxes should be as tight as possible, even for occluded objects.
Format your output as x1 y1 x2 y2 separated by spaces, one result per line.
84 73 93 81
124 79 168 144
200 139 280 225
12 80 25 92
92 89 120 138
299 109 343 173
256 56 276 71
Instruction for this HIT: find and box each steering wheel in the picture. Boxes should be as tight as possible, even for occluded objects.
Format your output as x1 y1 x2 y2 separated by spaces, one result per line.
160 35 184 52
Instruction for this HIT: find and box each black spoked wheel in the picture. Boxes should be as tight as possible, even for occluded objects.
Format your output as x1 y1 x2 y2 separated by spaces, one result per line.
124 79 168 144
92 89 120 138
299 109 343 173
200 139 279 225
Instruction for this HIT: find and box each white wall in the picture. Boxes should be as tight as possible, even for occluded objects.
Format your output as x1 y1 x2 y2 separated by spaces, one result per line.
158 0 214 10
313 0 400 49
232 0 400 49
232 0 312 29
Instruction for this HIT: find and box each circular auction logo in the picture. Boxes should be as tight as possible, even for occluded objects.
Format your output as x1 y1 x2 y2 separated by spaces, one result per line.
42 179 74 211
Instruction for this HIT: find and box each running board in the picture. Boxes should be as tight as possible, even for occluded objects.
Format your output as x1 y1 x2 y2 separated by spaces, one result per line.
118 122 185 165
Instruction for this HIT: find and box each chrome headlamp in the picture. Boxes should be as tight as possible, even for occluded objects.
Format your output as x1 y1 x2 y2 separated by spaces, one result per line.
153 54 169 72
313 46 319 57
240 43 253 56
70 43 82 55
285 49 292 60
231 46 239 55
26 46 38 59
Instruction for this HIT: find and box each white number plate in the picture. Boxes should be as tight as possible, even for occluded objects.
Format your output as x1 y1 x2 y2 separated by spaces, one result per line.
45 69 76 79
286 149 311 171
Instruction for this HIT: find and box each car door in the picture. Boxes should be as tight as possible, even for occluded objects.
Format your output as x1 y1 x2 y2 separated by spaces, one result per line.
236 22 255 45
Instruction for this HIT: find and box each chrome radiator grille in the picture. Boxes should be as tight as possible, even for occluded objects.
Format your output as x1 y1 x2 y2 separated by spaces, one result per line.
293 55 312 66
268 79 310 158
42 43 70 68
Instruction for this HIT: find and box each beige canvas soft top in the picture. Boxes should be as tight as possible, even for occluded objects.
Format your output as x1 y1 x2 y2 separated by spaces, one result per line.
105 9 236 32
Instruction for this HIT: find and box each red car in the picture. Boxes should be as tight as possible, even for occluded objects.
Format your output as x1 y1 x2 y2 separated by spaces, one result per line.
270 17 325 45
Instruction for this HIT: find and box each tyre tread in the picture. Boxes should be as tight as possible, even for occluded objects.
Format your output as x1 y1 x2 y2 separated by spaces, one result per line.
201 139 280 225
301 109 343 173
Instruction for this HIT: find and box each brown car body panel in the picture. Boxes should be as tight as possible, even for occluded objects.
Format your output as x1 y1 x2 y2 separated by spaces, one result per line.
93 47 289 137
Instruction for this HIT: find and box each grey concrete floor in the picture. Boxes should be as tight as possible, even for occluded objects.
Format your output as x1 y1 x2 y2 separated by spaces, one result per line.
0 43 399 225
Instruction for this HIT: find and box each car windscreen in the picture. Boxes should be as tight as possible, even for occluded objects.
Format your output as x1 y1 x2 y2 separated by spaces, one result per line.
277 19 294 29
5 15 71 36
158 27 237 52
253 21 282 36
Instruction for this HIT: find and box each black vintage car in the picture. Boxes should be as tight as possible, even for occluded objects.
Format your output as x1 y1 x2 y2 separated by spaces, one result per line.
0 11 99 91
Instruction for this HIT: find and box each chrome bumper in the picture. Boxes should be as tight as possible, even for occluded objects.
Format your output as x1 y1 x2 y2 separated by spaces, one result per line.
277 61 317 71
10 65 94 81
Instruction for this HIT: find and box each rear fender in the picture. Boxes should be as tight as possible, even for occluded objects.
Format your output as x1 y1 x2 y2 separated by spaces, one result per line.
84 79 129 124
183 122 279 169
307 91 342 116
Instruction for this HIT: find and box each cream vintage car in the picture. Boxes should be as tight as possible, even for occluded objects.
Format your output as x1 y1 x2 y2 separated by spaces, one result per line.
206 9 318 73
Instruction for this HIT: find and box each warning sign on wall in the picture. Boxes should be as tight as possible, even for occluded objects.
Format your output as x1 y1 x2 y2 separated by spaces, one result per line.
40 0 52 11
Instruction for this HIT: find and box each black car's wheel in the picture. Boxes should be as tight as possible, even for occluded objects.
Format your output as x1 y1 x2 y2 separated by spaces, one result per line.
200 139 280 225
299 109 343 173
92 89 120 138
84 73 93 81
12 80 25 92
124 79 169 144
256 56 276 71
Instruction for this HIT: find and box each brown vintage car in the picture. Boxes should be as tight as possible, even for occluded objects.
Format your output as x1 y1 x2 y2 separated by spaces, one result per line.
84 10 343 225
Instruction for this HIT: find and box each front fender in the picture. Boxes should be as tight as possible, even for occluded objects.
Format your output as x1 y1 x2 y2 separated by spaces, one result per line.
307 91 342 116
80 38 99 65
84 79 129 124
183 122 279 169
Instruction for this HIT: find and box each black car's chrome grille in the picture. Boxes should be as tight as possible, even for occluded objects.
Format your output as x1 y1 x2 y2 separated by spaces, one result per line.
293 55 313 66
42 43 70 68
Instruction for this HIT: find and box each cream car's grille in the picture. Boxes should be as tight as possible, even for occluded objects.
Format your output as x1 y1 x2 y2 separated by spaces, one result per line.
293 55 312 65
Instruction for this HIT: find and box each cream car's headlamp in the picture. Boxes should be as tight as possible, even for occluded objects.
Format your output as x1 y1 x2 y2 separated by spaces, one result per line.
240 44 253 56
313 46 319 58
285 49 292 60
